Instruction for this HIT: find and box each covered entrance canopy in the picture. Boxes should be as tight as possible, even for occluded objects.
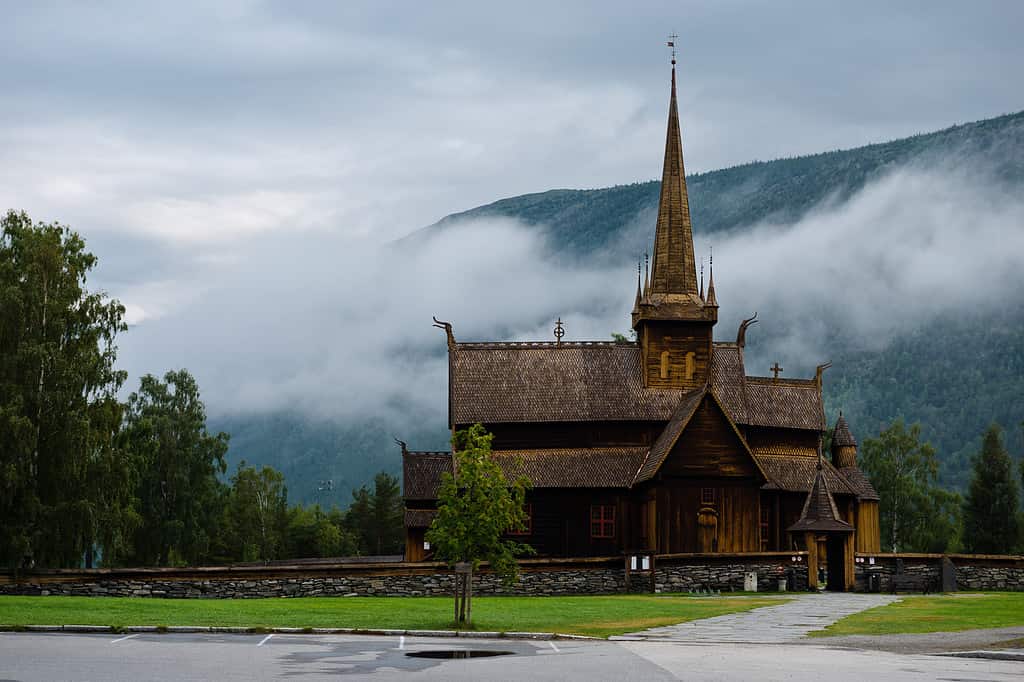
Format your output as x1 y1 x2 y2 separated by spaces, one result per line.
787 454 854 591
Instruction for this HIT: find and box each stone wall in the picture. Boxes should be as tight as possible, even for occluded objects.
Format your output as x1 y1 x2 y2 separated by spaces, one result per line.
656 557 808 593
8 553 1017 599
854 554 1024 592
0 553 805 599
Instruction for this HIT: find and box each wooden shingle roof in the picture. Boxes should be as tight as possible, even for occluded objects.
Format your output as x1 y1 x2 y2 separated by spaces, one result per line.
493 447 648 488
402 451 452 500
450 341 825 432
450 342 683 424
787 463 854 533
743 377 825 431
404 509 438 528
754 453 858 497
838 466 880 501
832 414 857 447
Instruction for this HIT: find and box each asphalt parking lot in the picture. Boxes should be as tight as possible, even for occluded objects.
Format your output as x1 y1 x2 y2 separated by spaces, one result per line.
1 632 1022 681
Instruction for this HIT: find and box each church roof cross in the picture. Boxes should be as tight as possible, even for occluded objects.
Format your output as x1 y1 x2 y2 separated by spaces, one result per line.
770 362 784 380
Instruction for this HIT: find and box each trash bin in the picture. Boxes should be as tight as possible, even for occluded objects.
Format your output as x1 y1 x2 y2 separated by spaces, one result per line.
869 573 881 593
777 577 787 592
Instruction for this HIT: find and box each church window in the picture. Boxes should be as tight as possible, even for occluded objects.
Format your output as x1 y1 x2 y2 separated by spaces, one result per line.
685 352 696 380
590 505 615 539
660 351 670 379
701 487 715 506
509 503 532 536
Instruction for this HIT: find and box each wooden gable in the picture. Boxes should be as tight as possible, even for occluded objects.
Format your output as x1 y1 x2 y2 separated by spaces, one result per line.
659 395 760 479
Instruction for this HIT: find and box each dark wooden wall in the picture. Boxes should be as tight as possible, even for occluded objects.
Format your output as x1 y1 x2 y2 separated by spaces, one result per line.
506 489 630 558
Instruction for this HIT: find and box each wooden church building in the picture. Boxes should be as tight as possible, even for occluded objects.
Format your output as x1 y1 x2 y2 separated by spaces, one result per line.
401 60 881 591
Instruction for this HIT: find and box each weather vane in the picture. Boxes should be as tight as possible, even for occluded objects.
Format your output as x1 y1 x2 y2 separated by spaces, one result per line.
553 317 565 346
667 33 678 64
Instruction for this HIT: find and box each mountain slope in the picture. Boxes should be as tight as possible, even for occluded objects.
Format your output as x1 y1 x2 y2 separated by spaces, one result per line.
406 111 1024 258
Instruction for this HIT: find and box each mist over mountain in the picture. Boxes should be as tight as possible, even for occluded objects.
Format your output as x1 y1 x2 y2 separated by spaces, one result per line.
206 110 1024 504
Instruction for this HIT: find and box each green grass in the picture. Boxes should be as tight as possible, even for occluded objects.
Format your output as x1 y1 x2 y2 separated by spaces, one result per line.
812 593 1024 637
0 594 784 638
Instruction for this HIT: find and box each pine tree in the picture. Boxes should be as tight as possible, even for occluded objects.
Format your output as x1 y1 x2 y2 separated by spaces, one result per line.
963 424 1021 554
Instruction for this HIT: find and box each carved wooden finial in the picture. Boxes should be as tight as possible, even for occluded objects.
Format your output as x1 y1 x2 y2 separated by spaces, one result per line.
815 361 833 391
736 312 758 348
432 316 455 349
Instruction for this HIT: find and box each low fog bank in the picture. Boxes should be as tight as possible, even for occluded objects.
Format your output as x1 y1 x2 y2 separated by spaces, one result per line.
112 162 1024 440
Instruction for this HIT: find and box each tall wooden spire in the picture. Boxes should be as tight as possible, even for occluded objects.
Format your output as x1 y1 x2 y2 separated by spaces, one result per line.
631 50 717 390
650 62 699 298
632 57 715 331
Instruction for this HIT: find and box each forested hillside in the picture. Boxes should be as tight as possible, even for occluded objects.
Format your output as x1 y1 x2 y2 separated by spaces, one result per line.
406 111 1024 258
227 110 1024 498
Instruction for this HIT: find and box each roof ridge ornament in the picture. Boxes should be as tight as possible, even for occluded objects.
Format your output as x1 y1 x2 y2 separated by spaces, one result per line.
553 317 565 346
736 312 758 347
432 316 456 349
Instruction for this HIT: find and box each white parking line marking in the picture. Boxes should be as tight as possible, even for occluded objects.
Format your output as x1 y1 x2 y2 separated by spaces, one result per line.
399 635 405 650
257 634 274 647
110 634 138 644
549 641 560 653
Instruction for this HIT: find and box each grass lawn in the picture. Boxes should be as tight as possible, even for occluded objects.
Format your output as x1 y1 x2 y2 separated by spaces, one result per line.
812 593 1024 637
0 594 784 639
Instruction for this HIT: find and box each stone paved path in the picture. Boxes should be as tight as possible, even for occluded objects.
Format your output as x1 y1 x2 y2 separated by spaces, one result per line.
624 593 899 643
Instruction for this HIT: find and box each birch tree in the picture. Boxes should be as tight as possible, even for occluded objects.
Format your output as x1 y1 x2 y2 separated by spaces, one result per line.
0 211 131 568
860 419 960 552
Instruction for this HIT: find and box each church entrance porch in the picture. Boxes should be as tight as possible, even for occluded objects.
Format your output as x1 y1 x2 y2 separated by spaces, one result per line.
804 531 854 591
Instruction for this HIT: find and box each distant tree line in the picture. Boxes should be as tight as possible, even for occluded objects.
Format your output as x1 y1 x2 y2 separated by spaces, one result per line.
860 418 1023 555
0 211 403 569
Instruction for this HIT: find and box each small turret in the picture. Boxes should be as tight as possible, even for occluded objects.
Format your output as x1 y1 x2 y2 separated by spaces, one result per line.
705 254 718 309
831 413 858 468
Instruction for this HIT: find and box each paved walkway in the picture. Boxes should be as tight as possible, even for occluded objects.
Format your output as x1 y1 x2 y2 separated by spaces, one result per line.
623 593 899 643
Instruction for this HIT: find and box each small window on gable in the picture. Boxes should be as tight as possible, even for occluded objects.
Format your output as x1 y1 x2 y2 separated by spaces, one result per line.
509 503 532 536
685 351 696 380
660 351 670 379
701 487 715 506
590 505 615 539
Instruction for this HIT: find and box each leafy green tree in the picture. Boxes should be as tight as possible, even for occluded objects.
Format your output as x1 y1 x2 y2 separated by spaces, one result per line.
0 210 133 568
860 419 961 552
346 472 404 556
963 424 1021 554
122 370 228 566
426 424 532 624
285 505 357 559
225 461 288 562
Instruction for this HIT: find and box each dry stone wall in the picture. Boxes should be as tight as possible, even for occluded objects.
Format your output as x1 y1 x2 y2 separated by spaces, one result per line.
0 555 803 599
854 554 1024 592
5 553 1018 599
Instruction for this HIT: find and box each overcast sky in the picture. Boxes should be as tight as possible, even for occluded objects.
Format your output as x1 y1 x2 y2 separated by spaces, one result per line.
2 1 1022 416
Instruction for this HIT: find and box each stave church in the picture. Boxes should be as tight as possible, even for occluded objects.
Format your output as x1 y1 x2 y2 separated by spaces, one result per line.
400 58 881 591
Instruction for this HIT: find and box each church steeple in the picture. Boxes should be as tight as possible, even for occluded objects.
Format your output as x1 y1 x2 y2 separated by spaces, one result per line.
649 61 699 299
631 49 717 390
632 57 716 331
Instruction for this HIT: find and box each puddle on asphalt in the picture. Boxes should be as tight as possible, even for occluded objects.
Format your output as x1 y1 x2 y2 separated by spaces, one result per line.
405 650 515 660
